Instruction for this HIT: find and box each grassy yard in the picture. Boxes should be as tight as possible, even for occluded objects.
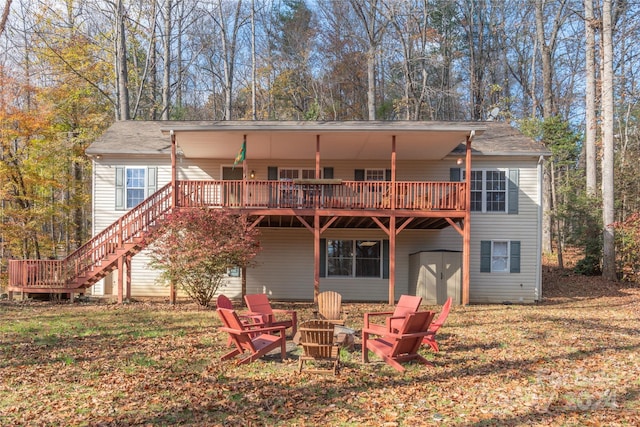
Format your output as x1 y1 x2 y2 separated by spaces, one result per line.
1 261 639 426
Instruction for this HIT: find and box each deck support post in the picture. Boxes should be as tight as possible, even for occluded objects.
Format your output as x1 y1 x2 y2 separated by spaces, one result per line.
125 255 132 301
313 213 320 303
117 256 124 304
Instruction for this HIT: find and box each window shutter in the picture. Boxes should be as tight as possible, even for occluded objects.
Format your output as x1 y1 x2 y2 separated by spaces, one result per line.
450 168 461 181
510 241 521 273
267 166 278 180
320 238 326 278
383 240 389 279
354 169 365 181
508 169 519 214
480 240 491 272
323 167 334 179
147 167 157 195
385 169 391 181
115 166 125 210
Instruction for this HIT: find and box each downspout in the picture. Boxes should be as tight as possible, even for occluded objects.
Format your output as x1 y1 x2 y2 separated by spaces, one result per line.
171 130 176 208
169 129 177 304
462 131 474 306
536 155 544 302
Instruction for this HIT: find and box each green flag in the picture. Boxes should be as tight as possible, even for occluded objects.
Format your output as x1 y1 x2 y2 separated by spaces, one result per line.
233 141 246 169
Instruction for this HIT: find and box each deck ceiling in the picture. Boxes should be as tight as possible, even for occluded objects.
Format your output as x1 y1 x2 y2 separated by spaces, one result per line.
162 121 485 161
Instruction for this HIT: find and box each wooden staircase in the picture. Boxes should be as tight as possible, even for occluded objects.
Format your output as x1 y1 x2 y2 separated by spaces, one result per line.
7 183 174 297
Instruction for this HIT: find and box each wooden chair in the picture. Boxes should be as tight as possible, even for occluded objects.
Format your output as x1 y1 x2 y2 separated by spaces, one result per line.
363 295 422 335
244 293 298 337
216 295 264 346
297 320 340 375
313 291 347 325
362 310 436 373
217 308 287 365
422 297 452 352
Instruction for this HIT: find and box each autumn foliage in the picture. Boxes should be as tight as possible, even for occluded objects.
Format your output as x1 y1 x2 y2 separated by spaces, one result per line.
145 208 260 306
613 212 640 281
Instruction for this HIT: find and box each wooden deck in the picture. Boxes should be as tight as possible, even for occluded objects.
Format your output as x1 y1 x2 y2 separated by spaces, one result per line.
7 179 465 295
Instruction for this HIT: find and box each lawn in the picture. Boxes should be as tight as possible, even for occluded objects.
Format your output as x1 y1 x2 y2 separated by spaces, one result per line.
1 258 639 426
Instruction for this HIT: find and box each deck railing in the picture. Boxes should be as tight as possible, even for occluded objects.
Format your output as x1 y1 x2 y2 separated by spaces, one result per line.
8 183 173 290
176 180 466 210
8 179 465 293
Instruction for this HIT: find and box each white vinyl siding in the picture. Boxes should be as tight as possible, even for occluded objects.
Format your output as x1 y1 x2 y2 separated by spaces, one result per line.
90 156 542 304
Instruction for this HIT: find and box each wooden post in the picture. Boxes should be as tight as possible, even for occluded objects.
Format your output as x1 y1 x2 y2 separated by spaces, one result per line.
314 213 320 303
125 255 132 301
117 256 124 304
389 215 396 305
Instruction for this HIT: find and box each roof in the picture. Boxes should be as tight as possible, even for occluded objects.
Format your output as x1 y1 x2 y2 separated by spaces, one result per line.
86 120 549 160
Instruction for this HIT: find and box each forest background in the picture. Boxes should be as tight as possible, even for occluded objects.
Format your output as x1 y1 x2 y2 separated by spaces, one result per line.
1 0 639 289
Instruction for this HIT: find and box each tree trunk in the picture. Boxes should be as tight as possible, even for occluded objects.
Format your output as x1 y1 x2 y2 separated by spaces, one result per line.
0 0 11 37
116 0 130 120
584 0 598 196
161 0 171 120
601 0 616 280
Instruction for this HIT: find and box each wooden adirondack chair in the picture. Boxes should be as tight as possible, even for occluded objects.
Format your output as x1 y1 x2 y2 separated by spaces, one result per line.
216 295 264 347
422 297 452 352
362 310 436 373
313 291 347 325
244 294 298 337
217 308 287 365
297 320 340 375
363 294 422 335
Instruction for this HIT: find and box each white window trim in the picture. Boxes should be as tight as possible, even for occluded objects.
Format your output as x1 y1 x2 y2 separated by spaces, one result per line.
125 166 146 209
491 240 510 273
465 168 508 213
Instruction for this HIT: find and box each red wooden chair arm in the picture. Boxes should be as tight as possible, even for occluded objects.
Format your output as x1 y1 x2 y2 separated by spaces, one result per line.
363 311 393 327
220 325 286 335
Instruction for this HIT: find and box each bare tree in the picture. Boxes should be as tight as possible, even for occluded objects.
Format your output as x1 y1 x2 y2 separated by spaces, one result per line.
348 0 387 120
601 0 615 280
115 0 131 120
0 0 11 37
584 0 598 196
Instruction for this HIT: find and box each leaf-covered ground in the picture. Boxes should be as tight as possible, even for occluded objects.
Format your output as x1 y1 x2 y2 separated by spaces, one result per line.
1 254 639 426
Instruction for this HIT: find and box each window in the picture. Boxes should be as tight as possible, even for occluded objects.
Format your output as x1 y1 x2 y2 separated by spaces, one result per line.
327 239 382 278
365 169 385 181
481 240 521 273
226 266 241 277
465 169 507 212
116 166 157 210
491 241 509 272
279 168 317 180
126 168 146 208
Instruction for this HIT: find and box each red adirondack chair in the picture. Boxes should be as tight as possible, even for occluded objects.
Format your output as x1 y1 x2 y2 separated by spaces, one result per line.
363 294 423 335
362 310 436 373
216 295 264 346
422 297 453 352
217 308 287 365
244 294 298 337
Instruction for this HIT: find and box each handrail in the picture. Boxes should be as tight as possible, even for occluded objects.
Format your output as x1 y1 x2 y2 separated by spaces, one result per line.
175 180 465 210
8 183 173 289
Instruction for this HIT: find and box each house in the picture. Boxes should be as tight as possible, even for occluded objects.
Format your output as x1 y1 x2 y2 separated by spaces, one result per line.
7 120 550 305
